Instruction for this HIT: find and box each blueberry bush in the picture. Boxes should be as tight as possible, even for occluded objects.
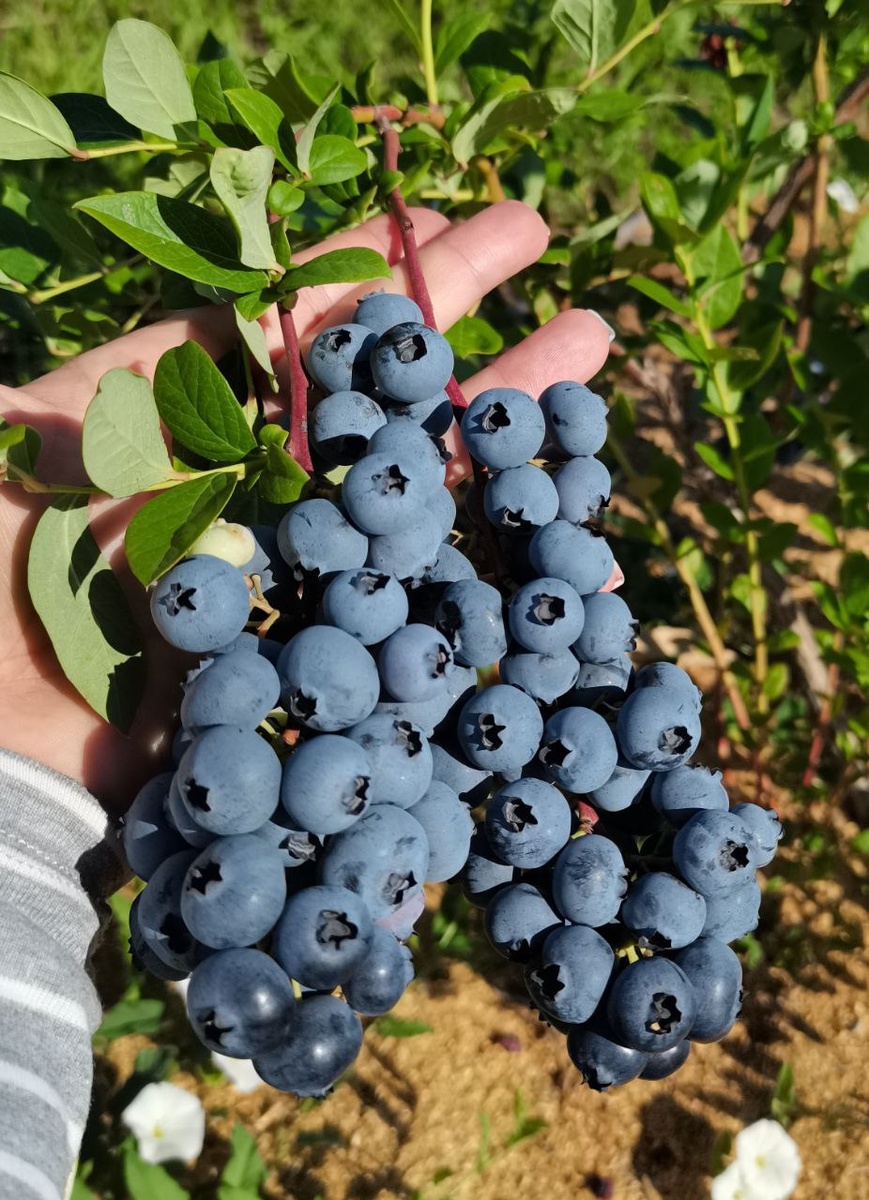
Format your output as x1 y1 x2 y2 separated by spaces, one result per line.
0 1 867 1196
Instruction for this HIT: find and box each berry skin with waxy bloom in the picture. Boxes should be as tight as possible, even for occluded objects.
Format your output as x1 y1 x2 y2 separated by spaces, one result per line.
136 303 780 1101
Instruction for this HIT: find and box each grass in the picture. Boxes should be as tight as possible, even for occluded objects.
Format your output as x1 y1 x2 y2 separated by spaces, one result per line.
0 0 509 96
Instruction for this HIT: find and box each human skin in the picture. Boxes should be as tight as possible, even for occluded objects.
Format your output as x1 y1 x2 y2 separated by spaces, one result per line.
0 201 611 814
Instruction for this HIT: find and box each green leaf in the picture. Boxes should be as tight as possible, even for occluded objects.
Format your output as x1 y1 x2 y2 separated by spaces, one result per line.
757 520 797 563
75 192 269 293
700 501 741 540
0 73 78 159
28 498 145 732
694 442 734 481
154 342 257 462
453 87 575 163
235 307 276 381
627 275 691 317
435 14 490 74
575 90 646 122
224 89 295 173
674 159 720 230
551 0 648 74
125 472 238 585
210 147 278 270
762 662 789 701
693 226 743 330
851 828 869 855
267 180 304 216
26 191 101 264
0 421 41 482
639 171 699 247
102 20 196 140
306 135 367 186
249 51 331 123
384 0 423 53
841 552 869 618
506 1090 548 1148
770 1062 797 1126
123 1143 188 1200
738 74 774 155
133 1046 176 1083
50 92 139 148
727 321 782 392
295 85 340 176
258 442 309 505
70 1176 97 1200
740 412 777 491
96 996 165 1041
445 315 504 358
284 247 390 291
806 512 839 547
193 59 251 127
373 1016 433 1038
82 369 176 498
651 320 709 366
235 292 274 322
217 1126 267 1199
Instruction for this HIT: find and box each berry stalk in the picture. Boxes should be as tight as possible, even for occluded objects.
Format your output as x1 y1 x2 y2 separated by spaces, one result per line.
278 304 314 475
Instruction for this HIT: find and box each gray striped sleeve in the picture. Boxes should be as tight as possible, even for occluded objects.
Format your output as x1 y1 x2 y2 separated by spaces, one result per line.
0 750 127 1200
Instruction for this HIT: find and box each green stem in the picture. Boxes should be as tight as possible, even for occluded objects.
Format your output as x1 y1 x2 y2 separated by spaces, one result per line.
420 0 439 108
27 258 142 305
606 433 750 731
7 472 99 496
692 305 769 714
77 139 179 159
577 0 778 94
28 271 104 303
142 463 247 491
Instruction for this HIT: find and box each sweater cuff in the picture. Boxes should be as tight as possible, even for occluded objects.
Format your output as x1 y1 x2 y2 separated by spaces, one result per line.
0 749 128 968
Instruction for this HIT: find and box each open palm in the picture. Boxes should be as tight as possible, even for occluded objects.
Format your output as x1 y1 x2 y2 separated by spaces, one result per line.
0 201 610 814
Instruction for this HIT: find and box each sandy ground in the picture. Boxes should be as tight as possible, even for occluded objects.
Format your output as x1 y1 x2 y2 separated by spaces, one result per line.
96 784 869 1200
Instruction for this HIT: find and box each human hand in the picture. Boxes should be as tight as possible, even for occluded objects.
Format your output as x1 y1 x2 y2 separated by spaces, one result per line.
0 200 611 813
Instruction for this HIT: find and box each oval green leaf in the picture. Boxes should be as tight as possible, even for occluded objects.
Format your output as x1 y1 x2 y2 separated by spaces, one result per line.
82 369 177 497
452 88 574 163
154 341 257 463
224 89 295 172
210 146 278 270
306 134 367 185
257 441 309 505
551 0 643 74
125 472 239 585
0 73 77 160
295 84 340 175
74 192 269 293
27 498 145 732
284 247 390 292
102 19 196 140
445 315 504 358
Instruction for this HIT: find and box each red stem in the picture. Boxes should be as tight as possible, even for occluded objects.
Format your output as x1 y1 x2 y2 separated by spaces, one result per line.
278 306 313 474
375 114 468 412
376 113 505 585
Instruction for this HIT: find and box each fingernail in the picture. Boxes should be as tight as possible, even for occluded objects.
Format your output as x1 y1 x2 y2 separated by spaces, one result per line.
587 309 617 342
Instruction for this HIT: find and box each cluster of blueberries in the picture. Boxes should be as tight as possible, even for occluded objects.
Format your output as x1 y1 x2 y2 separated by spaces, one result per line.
122 292 782 1097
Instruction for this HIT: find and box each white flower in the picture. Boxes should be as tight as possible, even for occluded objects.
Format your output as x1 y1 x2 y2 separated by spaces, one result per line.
734 1119 801 1200
827 178 859 214
122 1081 206 1165
711 1160 753 1200
212 1053 263 1093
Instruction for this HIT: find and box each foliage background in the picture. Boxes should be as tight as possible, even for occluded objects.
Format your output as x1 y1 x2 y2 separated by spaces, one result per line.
0 0 867 1196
